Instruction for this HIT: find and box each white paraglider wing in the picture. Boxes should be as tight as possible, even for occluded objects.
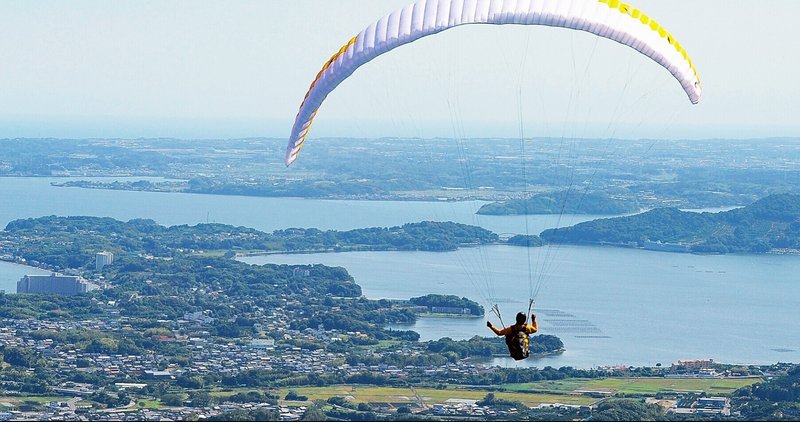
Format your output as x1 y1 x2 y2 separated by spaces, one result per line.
286 0 702 166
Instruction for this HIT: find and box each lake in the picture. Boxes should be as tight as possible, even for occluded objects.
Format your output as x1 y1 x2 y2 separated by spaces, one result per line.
1 176 798 368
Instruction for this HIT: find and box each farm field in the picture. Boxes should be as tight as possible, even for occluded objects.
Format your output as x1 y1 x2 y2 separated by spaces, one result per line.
0 396 66 405
277 385 597 407
501 377 762 396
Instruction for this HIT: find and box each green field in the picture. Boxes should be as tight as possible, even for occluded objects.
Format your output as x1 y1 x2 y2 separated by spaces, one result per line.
502 377 761 396
136 398 170 410
277 385 597 407
502 379 591 394
0 396 68 404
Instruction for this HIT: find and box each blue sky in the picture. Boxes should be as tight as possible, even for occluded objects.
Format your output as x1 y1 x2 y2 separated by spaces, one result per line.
0 1 797 140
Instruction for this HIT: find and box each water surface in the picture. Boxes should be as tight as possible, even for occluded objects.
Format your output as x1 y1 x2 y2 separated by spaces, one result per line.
0 262 49 293
241 246 800 368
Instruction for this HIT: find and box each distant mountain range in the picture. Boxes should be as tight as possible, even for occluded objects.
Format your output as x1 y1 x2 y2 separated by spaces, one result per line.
540 194 800 254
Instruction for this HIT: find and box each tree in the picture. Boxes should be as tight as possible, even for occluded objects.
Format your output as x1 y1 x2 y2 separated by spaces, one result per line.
326 396 350 407
285 390 308 401
589 399 663 421
209 409 280 421
1 347 44 368
177 375 204 389
478 393 497 406
161 393 184 407
188 391 213 407
301 404 326 421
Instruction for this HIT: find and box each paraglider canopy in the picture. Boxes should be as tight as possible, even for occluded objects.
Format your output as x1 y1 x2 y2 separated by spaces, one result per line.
285 0 702 166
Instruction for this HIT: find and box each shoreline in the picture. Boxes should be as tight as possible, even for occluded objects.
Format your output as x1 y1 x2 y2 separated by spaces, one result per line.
49 180 502 203
45 180 747 211
415 313 482 319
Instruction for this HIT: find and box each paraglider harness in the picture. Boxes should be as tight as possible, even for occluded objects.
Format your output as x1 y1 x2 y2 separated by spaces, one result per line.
505 326 530 361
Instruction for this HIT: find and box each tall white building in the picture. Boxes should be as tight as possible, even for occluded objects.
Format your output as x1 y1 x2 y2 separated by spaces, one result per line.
96 251 114 271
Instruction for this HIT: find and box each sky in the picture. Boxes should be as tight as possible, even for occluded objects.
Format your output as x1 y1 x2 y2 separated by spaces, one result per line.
0 0 798 140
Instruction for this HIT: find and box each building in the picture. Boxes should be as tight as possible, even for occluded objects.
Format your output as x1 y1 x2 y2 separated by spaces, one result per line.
643 240 690 253
95 251 114 271
17 274 98 295
696 397 727 410
249 339 276 350
671 359 714 371
182 311 215 325
143 370 174 380
430 306 472 315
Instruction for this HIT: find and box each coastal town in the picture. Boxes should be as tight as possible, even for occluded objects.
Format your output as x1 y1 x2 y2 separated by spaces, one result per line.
0 305 765 421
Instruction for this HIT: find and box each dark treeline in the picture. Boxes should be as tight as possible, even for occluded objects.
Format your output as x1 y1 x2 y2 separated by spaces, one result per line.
0 292 103 320
731 365 800 420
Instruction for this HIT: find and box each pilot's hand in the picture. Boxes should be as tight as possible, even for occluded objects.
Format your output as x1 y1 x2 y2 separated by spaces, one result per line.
486 321 492 328
531 313 537 320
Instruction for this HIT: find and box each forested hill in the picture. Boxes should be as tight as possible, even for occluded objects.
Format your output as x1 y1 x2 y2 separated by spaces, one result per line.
2 217 498 270
477 191 639 215
540 194 800 254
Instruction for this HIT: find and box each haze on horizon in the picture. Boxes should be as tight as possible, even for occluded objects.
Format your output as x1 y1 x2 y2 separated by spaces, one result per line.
0 0 797 141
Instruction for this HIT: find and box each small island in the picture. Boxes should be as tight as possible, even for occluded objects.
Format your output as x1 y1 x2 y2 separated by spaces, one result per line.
506 234 546 247
403 294 485 317
477 191 639 215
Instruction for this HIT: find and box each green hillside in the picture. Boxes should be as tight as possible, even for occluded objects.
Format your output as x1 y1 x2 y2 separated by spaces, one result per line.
540 194 800 254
